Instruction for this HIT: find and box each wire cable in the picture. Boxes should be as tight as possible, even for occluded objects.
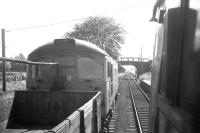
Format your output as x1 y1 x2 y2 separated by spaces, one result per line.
6 17 87 32
5 5 133 33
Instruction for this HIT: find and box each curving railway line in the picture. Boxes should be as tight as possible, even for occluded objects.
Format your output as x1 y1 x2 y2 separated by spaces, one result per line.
109 73 150 133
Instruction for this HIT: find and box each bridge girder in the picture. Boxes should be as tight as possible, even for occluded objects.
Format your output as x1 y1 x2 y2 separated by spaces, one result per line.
118 57 152 75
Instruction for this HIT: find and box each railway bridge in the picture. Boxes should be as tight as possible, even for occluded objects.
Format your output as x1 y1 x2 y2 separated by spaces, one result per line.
118 57 152 75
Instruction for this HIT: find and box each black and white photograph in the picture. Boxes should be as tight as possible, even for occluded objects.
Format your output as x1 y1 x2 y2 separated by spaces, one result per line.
0 0 200 133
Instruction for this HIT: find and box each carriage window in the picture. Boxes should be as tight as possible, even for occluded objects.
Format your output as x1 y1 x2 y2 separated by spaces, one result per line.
27 65 31 78
78 57 103 79
107 62 114 96
56 56 75 67
107 62 113 78
28 65 57 80
28 65 38 79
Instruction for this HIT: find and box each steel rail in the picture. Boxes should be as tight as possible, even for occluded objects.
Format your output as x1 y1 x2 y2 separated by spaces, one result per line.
133 80 150 102
129 85 143 133
128 73 150 133
129 74 150 102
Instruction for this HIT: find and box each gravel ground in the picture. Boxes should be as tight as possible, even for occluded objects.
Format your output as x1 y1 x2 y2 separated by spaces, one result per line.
110 75 138 133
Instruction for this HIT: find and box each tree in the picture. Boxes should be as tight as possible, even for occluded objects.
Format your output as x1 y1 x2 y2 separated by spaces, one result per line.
65 16 126 60
15 53 26 60
10 53 27 72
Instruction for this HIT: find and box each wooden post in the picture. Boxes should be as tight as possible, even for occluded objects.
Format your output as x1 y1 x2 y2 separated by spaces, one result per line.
56 64 59 80
2 29 6 92
141 46 143 74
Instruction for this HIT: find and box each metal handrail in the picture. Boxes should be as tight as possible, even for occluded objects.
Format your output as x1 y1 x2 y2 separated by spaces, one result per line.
130 74 150 102
0 57 58 65
0 57 59 92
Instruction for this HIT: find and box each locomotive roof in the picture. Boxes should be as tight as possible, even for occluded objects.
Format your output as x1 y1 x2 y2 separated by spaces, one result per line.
28 38 108 60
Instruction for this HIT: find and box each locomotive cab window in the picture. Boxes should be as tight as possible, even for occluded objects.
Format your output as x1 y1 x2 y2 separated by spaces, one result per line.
56 56 75 67
28 64 57 80
78 56 103 79
28 65 39 79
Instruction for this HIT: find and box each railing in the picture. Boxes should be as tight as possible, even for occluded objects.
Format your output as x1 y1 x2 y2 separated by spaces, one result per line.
118 57 151 62
0 57 59 92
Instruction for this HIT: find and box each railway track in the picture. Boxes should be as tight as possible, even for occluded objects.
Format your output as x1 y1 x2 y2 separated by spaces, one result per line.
108 73 149 133
129 76 150 133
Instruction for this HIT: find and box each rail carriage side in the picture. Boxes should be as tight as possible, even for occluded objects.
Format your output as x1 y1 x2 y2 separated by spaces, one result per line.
104 55 118 114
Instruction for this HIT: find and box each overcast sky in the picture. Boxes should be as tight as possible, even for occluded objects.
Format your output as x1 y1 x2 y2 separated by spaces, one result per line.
0 0 156 59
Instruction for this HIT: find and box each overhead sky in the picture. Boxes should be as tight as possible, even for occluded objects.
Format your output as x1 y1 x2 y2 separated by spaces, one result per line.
0 0 156 59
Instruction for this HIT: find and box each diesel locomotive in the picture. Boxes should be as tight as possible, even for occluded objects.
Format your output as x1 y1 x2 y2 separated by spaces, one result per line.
5 38 118 133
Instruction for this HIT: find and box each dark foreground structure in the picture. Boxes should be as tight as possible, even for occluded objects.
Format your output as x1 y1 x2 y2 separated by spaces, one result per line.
150 0 200 133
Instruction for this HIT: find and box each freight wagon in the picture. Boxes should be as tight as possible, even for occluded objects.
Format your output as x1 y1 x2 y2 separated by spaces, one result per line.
5 91 101 133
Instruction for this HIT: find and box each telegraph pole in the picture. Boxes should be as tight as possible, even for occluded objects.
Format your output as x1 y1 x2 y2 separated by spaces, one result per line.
2 29 6 92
